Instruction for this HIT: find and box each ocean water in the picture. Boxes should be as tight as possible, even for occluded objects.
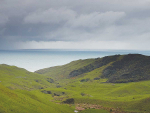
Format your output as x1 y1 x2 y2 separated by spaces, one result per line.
0 49 150 72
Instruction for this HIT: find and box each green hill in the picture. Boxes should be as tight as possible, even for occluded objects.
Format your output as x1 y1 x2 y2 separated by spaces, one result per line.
34 54 150 113
102 54 150 83
0 64 53 90
36 54 150 83
35 59 95 79
1 54 150 113
0 83 74 113
0 64 74 113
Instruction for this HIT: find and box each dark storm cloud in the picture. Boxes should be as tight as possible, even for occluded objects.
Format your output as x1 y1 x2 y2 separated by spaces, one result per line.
0 0 150 50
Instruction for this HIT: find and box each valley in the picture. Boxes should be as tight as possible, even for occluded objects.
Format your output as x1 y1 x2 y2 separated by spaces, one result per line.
1 54 150 113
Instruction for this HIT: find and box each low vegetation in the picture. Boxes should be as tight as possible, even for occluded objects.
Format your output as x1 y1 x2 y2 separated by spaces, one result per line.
1 54 150 113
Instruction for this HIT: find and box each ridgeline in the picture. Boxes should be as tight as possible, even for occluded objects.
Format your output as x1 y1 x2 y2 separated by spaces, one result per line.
36 54 150 83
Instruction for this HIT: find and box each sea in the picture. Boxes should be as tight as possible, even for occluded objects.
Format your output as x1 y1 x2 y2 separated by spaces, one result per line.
0 49 150 72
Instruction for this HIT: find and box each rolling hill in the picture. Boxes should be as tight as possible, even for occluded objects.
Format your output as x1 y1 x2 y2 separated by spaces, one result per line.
1 54 150 113
0 64 74 113
36 54 150 83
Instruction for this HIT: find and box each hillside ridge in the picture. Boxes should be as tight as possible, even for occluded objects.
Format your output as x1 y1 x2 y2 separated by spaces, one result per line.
35 54 150 83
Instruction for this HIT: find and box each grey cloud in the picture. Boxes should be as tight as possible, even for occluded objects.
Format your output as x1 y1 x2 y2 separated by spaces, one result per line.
24 8 76 24
68 11 125 28
0 14 8 25
0 0 150 50
36 11 126 41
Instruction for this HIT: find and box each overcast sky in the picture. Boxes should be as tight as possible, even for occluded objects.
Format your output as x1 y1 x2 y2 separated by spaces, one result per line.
0 0 150 50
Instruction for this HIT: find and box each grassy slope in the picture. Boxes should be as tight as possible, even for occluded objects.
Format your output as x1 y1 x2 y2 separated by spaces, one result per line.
1 54 150 113
0 64 74 113
45 79 150 112
36 54 150 83
103 54 150 83
0 64 56 90
35 59 95 79
0 83 74 113
35 55 150 113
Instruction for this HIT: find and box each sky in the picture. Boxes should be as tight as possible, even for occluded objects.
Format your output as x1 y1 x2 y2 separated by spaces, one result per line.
0 0 150 50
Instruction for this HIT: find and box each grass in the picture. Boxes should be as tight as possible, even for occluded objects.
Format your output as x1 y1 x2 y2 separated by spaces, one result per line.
35 59 96 79
1 56 150 113
36 78 150 112
64 79 150 112
0 64 56 90
79 109 109 113
0 83 74 113
0 64 75 113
